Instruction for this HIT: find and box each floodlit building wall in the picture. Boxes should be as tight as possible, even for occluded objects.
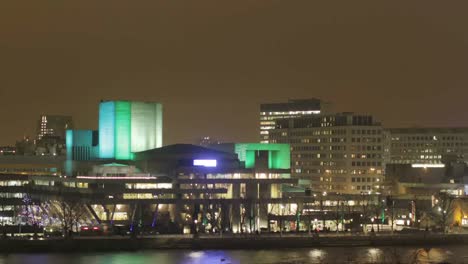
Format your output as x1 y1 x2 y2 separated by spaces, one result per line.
98 101 163 160
99 101 116 159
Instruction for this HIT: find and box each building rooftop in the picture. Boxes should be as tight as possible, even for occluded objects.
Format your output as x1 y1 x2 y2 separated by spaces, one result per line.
260 98 326 112
133 144 238 160
387 127 468 134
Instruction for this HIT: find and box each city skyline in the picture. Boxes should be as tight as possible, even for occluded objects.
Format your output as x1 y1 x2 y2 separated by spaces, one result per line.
2 94 467 147
1 1 468 146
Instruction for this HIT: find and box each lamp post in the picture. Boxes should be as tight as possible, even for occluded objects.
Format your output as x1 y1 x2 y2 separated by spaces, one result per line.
280 204 284 236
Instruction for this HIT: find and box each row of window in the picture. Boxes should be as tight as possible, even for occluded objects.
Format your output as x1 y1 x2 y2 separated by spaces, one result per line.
392 143 468 147
351 177 378 183
354 185 372 191
351 161 382 167
395 149 463 154
350 153 382 159
293 153 349 159
389 160 442 164
351 129 382 135
284 130 347 137
351 138 382 143
292 138 348 144
350 169 383 175
391 136 466 141
349 145 383 151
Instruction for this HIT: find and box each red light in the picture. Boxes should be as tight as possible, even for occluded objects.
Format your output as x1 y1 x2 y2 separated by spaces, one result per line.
82 227 89 230
92 227 99 231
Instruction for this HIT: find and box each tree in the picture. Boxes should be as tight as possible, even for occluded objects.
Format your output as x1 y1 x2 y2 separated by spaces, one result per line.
432 192 455 233
52 188 90 238
358 193 373 232
371 196 385 233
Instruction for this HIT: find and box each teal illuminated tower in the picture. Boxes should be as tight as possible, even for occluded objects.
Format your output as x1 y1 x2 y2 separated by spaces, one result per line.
98 100 163 160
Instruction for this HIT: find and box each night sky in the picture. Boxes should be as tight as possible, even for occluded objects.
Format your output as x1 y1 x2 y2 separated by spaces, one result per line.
1 1 468 146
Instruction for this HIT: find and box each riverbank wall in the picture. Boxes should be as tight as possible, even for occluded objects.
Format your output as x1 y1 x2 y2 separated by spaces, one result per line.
0 234 466 253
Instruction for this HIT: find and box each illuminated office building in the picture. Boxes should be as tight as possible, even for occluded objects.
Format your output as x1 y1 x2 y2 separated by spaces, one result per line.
268 112 385 194
98 101 163 160
260 99 331 143
387 127 468 165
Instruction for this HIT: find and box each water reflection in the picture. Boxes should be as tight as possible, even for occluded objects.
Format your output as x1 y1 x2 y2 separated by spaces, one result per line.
410 248 450 264
308 249 327 263
367 248 383 263
0 246 464 264
182 251 235 264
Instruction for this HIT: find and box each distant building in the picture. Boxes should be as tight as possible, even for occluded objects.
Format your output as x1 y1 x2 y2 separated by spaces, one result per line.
15 137 36 155
267 112 385 194
66 129 99 161
386 163 467 197
0 146 16 155
260 98 331 143
387 127 468 165
37 115 73 141
198 136 221 147
34 115 73 156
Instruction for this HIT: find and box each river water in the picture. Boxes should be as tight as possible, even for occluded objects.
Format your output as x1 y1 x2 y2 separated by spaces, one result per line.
0 246 466 264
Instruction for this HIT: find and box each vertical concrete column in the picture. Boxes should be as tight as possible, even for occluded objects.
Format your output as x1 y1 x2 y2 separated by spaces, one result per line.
296 202 304 232
258 183 270 229
245 182 257 232
221 200 230 232
231 184 241 233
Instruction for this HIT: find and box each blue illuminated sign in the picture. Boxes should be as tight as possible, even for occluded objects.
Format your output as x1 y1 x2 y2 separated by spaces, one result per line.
193 159 217 167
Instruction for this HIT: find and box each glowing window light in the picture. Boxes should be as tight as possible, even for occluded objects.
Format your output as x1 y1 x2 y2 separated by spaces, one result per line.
77 176 157 180
193 159 217 167
411 164 445 168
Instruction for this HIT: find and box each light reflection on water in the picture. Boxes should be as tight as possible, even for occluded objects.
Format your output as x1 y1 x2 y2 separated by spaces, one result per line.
0 246 465 264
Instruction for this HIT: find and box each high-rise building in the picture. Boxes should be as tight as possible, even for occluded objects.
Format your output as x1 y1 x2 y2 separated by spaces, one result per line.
387 127 468 165
260 99 331 143
98 100 163 160
267 112 385 194
37 115 73 141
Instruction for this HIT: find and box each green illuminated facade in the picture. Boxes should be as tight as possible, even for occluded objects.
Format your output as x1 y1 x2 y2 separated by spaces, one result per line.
234 143 290 169
98 100 163 160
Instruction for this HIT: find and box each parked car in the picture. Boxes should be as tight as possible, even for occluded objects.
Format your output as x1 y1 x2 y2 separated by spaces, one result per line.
80 226 103 236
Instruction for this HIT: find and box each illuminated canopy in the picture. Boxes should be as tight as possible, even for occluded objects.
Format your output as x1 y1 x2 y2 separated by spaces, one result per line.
234 143 290 169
